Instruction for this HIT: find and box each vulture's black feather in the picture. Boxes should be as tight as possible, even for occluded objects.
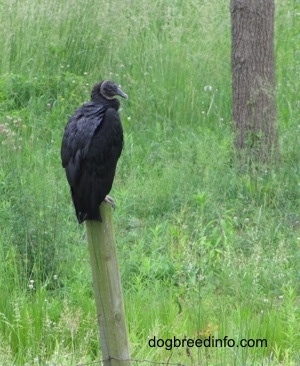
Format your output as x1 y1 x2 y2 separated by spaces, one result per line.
61 80 127 223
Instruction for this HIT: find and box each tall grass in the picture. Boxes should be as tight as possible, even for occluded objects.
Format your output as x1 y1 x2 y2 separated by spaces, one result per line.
0 0 299 364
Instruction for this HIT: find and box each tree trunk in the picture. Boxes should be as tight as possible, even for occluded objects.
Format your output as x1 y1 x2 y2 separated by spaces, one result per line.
231 0 279 166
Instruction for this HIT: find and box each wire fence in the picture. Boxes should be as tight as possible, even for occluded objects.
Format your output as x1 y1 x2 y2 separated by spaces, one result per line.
76 356 188 366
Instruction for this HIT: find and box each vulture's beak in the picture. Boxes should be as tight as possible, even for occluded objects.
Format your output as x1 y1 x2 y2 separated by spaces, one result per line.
116 86 128 99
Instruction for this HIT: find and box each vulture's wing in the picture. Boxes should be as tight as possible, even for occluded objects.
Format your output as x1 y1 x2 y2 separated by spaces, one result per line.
61 103 106 188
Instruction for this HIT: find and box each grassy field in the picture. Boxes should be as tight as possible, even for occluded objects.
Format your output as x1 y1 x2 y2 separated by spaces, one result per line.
0 0 299 365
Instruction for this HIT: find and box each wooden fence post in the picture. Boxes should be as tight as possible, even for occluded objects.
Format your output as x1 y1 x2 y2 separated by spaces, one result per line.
85 202 131 366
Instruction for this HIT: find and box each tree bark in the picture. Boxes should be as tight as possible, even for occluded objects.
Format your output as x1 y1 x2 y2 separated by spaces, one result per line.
231 0 279 165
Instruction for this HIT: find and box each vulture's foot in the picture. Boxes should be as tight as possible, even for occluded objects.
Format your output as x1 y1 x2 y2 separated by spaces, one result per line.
104 195 116 209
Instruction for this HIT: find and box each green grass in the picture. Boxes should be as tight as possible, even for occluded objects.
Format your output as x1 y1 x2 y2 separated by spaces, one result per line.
0 0 300 365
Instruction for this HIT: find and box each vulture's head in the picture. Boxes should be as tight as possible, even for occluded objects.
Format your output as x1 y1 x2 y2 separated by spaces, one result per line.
91 80 128 102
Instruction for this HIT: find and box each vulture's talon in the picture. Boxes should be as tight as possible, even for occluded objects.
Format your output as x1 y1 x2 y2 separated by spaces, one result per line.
104 195 116 210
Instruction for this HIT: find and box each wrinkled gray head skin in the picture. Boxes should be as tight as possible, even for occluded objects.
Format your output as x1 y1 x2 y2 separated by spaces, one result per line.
100 80 128 100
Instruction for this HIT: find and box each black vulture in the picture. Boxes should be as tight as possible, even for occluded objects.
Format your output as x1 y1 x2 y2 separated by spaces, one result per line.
61 80 128 223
